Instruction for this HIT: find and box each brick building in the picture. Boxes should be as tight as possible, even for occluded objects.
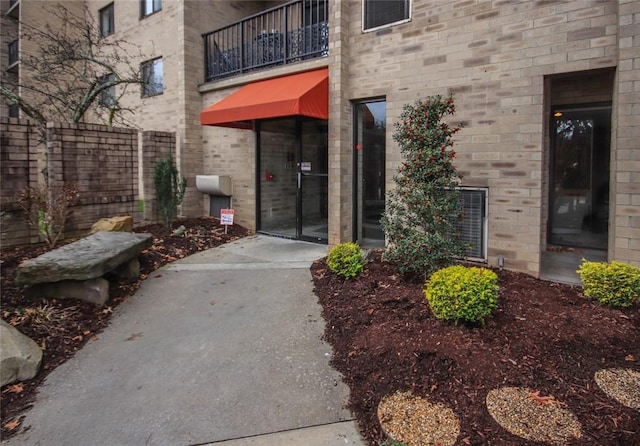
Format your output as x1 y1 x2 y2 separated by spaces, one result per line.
2 0 639 279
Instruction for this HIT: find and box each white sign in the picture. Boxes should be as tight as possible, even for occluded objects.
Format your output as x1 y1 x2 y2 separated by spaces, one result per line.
220 209 234 226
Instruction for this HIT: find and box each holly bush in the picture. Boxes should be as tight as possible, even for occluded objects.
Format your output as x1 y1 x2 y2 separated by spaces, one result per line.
327 242 365 279
577 259 640 308
381 95 467 277
424 265 499 324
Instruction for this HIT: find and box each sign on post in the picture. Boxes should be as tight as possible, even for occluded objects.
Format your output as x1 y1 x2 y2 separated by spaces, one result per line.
220 209 234 234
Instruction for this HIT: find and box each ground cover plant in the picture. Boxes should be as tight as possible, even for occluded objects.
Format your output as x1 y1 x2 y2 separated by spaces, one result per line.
311 251 640 445
0 217 248 439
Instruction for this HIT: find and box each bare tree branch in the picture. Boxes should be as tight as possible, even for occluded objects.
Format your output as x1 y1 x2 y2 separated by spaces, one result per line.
0 3 150 128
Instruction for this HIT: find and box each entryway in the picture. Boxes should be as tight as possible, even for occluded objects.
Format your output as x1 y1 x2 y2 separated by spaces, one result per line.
257 117 328 242
354 99 386 248
542 69 614 283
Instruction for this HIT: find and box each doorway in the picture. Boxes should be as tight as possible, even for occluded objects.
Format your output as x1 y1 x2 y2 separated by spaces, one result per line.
354 100 386 247
257 117 328 242
549 104 611 250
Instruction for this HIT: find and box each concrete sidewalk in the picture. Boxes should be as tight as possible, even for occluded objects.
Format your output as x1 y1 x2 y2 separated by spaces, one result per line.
3 235 366 446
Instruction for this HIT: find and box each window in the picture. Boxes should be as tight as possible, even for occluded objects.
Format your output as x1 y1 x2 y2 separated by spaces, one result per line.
141 58 163 97
455 188 488 261
8 39 18 66
99 3 114 37
99 74 116 107
140 0 161 18
9 104 19 118
363 0 410 31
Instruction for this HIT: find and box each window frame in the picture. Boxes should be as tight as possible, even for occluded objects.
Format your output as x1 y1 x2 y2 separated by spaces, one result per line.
141 57 163 98
140 0 161 18
362 0 411 32
99 3 115 37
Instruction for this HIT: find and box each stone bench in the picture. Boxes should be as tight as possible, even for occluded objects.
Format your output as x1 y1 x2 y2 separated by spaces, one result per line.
16 231 153 306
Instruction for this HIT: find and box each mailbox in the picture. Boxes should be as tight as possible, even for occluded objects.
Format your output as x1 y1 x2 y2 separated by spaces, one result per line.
196 175 233 218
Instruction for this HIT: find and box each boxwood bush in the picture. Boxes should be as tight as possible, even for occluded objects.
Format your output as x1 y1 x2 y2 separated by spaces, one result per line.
577 259 640 308
327 242 365 279
424 265 499 324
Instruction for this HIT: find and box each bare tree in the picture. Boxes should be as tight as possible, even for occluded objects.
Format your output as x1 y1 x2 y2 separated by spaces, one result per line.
0 3 149 133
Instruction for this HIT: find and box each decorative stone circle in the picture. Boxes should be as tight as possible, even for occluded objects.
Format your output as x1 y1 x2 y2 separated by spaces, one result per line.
377 390 460 446
594 368 640 410
486 386 582 445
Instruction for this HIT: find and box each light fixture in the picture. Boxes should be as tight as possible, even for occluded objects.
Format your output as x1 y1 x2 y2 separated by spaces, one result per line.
554 111 563 117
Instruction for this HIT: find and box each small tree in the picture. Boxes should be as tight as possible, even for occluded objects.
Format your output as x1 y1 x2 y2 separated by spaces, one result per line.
17 182 80 248
0 3 147 138
153 155 187 228
381 95 467 276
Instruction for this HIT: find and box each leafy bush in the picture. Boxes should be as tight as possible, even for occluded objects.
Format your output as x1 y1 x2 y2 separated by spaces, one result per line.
381 95 468 277
424 265 499 324
577 260 640 308
327 242 365 279
154 154 187 228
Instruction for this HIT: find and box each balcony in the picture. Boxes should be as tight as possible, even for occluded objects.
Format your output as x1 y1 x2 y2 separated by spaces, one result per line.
203 0 328 82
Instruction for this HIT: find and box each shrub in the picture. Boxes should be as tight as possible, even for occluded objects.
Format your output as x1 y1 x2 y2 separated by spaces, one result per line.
154 154 187 228
381 95 468 277
577 260 640 308
424 265 498 324
327 242 364 279
17 182 80 248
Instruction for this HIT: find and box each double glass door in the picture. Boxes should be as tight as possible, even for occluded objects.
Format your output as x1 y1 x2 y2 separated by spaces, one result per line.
258 118 328 242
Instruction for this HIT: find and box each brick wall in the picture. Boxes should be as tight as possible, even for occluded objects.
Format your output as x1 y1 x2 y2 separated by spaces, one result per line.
612 0 640 265
0 118 41 246
0 118 177 247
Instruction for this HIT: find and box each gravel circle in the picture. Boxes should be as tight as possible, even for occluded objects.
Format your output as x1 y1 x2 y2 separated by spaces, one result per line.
485 386 582 445
377 390 460 446
594 368 640 410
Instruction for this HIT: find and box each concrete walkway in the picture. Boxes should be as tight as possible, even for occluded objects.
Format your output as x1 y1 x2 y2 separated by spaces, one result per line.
3 235 366 446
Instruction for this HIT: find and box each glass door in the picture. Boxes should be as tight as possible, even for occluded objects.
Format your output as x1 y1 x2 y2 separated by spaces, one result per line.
257 117 328 242
549 105 611 250
258 119 297 237
300 120 328 242
354 100 386 247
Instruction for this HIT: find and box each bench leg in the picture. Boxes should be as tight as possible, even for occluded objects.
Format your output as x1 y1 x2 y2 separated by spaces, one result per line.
115 257 140 280
25 278 110 306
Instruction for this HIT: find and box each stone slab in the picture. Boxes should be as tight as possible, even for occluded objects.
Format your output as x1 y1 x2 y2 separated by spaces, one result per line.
16 232 153 285
24 277 110 306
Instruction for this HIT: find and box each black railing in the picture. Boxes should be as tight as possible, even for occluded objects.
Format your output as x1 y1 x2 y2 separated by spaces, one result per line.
203 0 328 82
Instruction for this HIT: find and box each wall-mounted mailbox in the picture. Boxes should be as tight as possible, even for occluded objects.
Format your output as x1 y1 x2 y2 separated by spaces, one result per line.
196 175 232 196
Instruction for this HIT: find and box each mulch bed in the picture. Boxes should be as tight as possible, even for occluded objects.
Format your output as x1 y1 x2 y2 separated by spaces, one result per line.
311 252 640 446
0 217 248 439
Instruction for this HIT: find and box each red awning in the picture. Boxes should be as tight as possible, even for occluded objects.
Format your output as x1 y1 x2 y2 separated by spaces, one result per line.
200 68 328 129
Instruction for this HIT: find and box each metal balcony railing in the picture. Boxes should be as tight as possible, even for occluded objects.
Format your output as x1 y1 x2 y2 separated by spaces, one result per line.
203 0 328 82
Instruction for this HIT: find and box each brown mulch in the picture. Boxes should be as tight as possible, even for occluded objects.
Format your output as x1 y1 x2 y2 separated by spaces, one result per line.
0 217 249 439
311 252 640 446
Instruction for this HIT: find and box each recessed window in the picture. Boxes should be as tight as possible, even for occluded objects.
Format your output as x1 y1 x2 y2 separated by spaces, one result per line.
8 39 18 66
99 3 114 37
141 58 163 97
363 0 410 31
140 0 161 18
99 73 116 107
8 104 19 118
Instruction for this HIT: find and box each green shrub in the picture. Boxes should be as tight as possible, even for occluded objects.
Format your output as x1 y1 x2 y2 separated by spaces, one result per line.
424 265 498 324
577 259 640 308
327 242 364 279
153 154 187 228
